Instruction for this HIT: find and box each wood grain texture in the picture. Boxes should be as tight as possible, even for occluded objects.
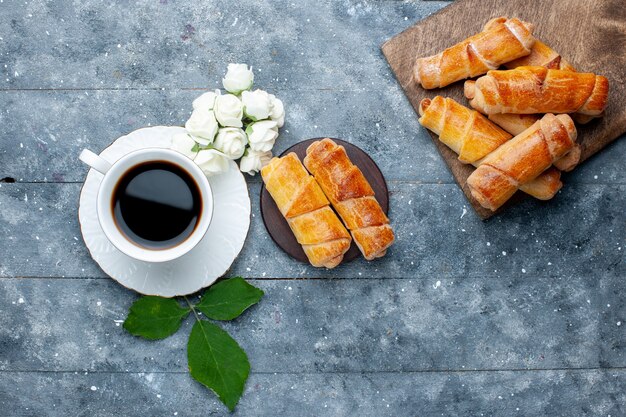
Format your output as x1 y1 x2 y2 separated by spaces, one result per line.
382 0 626 219
260 138 389 265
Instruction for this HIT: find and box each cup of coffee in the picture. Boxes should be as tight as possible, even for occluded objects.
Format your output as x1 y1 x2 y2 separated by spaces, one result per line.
79 147 213 263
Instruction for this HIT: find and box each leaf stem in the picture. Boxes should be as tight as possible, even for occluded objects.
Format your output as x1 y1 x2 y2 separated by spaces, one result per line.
184 296 202 322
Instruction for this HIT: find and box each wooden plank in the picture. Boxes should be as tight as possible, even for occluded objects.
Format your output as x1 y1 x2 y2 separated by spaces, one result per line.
1 277 625 374
2 89 623 184
0 0 448 90
382 0 626 218
1 369 624 416
0 89 450 183
1 182 624 280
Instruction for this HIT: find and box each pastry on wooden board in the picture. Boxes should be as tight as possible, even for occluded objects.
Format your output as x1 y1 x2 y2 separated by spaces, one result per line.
489 37 578 134
464 66 609 117
303 138 394 261
467 113 577 211
487 113 581 172
413 17 535 89
504 39 575 71
418 96 562 200
490 40 586 170
261 152 351 268
504 36 593 122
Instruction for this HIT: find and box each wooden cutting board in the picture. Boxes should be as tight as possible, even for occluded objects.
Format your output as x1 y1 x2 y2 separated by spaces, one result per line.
382 0 626 219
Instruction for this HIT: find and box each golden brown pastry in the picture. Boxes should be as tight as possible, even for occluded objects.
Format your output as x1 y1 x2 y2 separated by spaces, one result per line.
505 39 594 125
467 113 577 211
489 38 586 171
487 113 540 136
487 113 581 172
490 41 585 170
303 139 394 260
464 67 609 117
418 96 562 200
504 39 576 71
413 17 535 89
261 152 351 268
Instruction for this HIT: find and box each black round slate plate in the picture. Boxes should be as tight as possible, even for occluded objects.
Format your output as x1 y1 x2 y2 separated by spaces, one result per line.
260 138 389 265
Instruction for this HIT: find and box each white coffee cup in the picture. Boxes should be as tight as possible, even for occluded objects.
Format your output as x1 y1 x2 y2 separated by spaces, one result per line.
79 148 213 263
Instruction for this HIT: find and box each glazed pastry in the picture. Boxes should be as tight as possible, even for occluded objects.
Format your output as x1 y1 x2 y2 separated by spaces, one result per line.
261 152 351 268
467 114 577 211
464 67 609 117
489 39 586 171
487 113 541 136
303 139 394 260
487 113 581 172
505 39 594 125
418 96 562 200
413 17 535 89
504 39 576 71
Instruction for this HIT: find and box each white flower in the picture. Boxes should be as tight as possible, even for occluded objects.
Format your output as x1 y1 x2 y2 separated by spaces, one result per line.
242 89 271 121
246 120 278 152
269 94 285 127
185 108 218 144
192 89 220 111
171 132 199 159
213 127 248 159
194 149 230 176
222 63 254 94
239 148 272 176
214 94 243 127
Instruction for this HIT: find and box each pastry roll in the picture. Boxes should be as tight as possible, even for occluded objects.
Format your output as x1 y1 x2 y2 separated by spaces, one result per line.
489 40 585 171
464 66 609 117
487 38 575 135
467 114 577 211
261 152 351 268
505 38 593 126
418 96 562 200
504 39 576 71
303 139 394 260
413 17 535 89
487 113 581 172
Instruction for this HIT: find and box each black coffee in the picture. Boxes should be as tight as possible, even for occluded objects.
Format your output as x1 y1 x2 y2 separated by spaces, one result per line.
112 161 202 249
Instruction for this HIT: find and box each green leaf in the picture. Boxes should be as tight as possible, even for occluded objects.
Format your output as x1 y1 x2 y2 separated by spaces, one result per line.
187 320 250 411
123 296 190 340
191 142 201 153
196 277 264 321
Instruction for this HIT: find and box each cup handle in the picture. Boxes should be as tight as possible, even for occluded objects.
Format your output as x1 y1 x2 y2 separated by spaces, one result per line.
79 149 112 175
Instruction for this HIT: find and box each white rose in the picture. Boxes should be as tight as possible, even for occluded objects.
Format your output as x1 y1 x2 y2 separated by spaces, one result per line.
246 120 279 152
214 94 243 127
192 89 220 111
222 63 254 94
171 132 199 159
242 89 271 121
213 127 248 160
269 94 285 128
194 149 230 176
239 148 272 176
185 108 218 145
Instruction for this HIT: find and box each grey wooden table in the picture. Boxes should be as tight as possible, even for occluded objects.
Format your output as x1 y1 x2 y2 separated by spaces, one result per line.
1 1 625 416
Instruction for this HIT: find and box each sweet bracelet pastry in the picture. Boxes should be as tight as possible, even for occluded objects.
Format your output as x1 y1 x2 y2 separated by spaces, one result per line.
487 113 581 172
491 40 586 170
467 113 577 211
413 17 535 89
504 39 575 71
418 96 562 200
303 138 394 260
261 152 351 268
464 66 609 117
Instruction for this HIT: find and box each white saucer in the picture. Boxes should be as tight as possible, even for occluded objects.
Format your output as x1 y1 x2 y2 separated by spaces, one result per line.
78 126 251 297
